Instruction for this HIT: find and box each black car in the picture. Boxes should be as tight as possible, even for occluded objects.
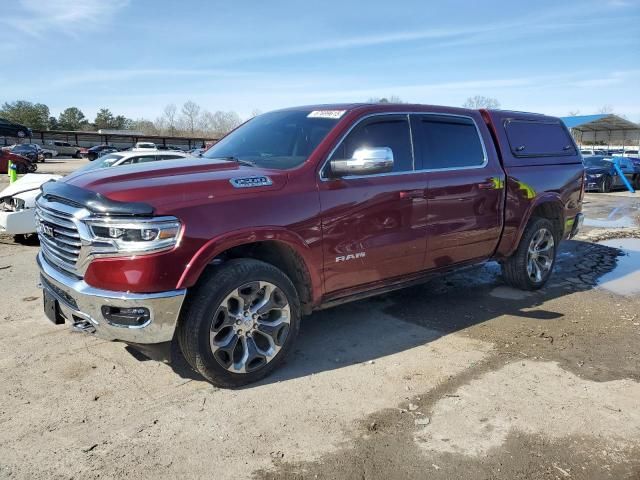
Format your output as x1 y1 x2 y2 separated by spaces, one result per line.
583 156 637 192
11 144 44 164
0 118 31 138
87 144 118 161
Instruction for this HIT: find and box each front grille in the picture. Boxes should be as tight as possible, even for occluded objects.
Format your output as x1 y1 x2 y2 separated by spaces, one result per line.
36 198 82 276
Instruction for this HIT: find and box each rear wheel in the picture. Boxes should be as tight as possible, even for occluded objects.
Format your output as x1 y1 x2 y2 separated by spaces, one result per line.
43 153 52 161
74 151 82 158
178 259 300 388
502 217 557 290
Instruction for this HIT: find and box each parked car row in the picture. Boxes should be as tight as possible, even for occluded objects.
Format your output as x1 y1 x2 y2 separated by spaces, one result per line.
581 148 640 157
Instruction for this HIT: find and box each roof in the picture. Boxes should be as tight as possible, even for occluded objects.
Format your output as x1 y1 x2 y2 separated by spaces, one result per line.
561 114 639 131
561 114 640 144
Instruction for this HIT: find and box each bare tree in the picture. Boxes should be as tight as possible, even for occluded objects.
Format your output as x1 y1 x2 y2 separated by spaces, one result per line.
463 96 500 109
249 108 263 118
567 110 580 116
597 105 614 114
181 100 201 134
202 110 242 136
368 96 405 104
163 103 178 135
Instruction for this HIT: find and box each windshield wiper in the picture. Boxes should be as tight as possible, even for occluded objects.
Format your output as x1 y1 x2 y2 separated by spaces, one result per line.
211 156 255 167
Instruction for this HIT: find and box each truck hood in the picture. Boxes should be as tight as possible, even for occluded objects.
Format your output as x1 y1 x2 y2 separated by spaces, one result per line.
62 157 288 214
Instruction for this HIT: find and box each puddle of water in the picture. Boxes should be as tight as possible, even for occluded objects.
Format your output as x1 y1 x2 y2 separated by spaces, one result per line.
597 238 640 296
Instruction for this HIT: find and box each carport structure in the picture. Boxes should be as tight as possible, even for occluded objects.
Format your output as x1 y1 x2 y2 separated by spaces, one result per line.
561 114 640 149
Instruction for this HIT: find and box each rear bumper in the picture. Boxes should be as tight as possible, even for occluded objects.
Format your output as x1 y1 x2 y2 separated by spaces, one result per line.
37 252 186 344
0 208 36 235
569 213 584 238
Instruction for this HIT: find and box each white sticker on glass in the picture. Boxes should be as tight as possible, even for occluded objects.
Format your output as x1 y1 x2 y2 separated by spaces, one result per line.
307 110 346 119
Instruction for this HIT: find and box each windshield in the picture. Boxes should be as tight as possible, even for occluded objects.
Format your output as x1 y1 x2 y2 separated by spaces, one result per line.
202 110 342 170
75 153 124 173
583 157 611 168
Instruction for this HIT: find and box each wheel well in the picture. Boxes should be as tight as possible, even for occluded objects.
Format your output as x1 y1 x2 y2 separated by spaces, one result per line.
210 241 314 314
530 202 563 238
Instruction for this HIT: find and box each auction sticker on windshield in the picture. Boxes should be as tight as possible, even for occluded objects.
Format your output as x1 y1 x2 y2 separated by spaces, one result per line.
307 110 346 119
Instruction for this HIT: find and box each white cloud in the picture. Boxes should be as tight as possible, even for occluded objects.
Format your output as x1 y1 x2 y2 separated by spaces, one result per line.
0 0 129 37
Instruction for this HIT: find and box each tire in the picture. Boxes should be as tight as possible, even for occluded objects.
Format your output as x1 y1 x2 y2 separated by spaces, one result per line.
599 175 612 193
27 163 37 173
633 175 640 190
502 217 558 290
43 153 52 160
178 259 301 388
74 151 82 159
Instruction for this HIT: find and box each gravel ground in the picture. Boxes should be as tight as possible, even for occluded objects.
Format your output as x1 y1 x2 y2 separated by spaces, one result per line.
0 160 639 479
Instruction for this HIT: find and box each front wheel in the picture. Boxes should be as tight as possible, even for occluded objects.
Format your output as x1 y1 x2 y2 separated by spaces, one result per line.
27 162 38 173
178 259 300 388
599 175 612 193
502 217 557 290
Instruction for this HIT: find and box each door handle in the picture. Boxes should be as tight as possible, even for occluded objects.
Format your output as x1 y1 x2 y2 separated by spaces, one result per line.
399 189 425 199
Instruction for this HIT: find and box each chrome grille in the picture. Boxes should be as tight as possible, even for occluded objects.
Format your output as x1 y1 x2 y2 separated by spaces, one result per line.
36 198 83 276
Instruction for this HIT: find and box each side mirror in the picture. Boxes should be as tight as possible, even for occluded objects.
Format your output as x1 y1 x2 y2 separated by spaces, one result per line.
329 147 394 177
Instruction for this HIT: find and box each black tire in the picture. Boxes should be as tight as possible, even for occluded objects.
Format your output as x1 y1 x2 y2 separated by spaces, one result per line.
74 151 82 158
27 162 37 173
43 153 51 160
502 217 558 290
178 259 301 388
633 175 640 190
599 175 612 193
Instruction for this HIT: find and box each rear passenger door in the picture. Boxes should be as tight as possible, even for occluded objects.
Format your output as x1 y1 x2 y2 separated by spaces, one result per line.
411 114 505 269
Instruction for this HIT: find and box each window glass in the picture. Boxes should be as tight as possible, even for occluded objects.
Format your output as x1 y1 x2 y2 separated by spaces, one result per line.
505 120 575 157
160 154 184 160
413 115 485 169
330 116 413 172
135 155 158 163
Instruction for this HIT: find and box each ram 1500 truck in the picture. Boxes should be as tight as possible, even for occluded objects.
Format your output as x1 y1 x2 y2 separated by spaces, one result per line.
36 104 585 387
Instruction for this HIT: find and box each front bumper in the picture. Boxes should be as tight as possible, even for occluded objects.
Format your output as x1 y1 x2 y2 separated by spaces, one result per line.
37 252 186 344
0 208 36 235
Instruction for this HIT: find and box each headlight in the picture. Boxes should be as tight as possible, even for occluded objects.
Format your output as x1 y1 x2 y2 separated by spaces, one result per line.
85 217 181 255
12 198 26 211
592 173 603 178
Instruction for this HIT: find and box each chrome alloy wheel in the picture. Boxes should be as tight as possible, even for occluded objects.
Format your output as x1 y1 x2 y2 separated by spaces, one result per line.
526 228 555 283
209 281 291 373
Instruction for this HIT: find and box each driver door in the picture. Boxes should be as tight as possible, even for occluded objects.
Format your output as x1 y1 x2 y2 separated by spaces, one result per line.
318 114 429 294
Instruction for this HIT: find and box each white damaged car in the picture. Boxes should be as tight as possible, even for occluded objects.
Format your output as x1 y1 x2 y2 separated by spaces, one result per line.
0 174 61 238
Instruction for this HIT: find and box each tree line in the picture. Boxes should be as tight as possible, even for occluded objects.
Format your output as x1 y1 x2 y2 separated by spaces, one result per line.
0 100 246 138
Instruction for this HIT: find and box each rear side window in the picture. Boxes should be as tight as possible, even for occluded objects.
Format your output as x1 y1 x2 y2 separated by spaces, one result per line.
505 120 575 157
330 115 413 172
412 115 485 169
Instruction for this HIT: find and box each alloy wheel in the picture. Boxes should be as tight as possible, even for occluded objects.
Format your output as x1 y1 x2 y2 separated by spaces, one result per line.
526 228 555 283
209 281 291 374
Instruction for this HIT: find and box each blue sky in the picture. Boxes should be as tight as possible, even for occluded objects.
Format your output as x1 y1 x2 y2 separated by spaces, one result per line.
1 0 639 121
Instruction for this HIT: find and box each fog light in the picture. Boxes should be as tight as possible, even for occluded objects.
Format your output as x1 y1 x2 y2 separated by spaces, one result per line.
101 306 150 327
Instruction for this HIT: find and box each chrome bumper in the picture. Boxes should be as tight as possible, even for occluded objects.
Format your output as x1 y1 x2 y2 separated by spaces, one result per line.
37 252 186 344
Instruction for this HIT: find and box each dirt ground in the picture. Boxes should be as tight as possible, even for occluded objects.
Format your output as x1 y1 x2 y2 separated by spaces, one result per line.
0 161 639 479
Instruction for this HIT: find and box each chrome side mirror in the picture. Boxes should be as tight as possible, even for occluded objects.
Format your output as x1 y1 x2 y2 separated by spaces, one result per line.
329 147 394 177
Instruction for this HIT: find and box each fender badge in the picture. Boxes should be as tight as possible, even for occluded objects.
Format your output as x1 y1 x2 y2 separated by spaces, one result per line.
230 176 273 188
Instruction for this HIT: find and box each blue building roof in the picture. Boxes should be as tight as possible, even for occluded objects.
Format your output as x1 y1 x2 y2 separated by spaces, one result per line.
560 114 610 128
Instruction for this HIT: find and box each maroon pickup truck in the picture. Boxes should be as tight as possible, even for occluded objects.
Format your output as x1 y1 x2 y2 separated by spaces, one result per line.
36 104 584 387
